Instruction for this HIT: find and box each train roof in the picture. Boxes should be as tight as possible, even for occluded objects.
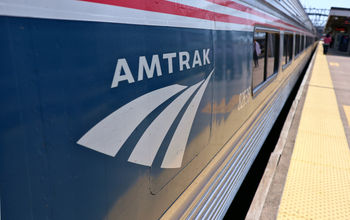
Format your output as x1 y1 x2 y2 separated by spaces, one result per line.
242 0 315 34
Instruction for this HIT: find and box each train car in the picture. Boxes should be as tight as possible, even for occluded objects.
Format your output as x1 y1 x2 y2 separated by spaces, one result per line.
0 0 316 219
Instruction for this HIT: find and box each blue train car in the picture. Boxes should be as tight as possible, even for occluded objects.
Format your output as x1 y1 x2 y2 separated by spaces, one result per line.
0 0 316 219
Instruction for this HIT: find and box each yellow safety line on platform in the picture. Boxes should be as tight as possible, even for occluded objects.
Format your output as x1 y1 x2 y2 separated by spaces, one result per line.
277 44 350 220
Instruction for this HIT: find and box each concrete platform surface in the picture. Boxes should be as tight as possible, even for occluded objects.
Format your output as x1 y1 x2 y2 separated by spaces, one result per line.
247 44 350 220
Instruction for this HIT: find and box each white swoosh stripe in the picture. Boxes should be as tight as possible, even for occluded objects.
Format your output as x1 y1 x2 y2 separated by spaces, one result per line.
77 84 186 156
128 80 204 166
161 70 214 168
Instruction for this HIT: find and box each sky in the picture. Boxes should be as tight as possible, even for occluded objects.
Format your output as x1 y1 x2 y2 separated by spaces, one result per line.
300 0 350 10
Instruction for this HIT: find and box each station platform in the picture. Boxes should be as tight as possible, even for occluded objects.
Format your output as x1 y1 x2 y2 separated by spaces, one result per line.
246 43 350 220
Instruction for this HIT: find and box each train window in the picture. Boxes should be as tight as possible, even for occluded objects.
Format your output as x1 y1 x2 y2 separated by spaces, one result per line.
306 36 314 48
252 30 280 90
309 36 313 47
301 35 305 51
266 33 280 78
295 34 300 56
253 31 266 88
306 36 312 48
282 33 293 67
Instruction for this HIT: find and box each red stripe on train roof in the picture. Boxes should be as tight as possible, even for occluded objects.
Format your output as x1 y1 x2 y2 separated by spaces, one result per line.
208 0 272 20
80 0 307 33
207 0 306 32
81 0 256 25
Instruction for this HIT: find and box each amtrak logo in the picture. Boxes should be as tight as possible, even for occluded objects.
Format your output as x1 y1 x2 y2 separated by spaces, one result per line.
77 70 213 168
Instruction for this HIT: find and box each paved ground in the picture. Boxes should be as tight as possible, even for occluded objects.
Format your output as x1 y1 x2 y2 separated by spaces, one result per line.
326 49 350 146
254 45 350 220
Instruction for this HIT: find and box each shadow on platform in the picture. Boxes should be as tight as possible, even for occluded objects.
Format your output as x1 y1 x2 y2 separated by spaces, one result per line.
325 48 350 57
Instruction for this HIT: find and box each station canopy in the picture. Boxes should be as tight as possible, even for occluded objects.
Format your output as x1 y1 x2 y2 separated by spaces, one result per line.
324 7 350 53
325 8 350 33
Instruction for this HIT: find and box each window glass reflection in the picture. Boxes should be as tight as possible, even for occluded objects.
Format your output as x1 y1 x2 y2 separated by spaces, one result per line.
253 32 266 88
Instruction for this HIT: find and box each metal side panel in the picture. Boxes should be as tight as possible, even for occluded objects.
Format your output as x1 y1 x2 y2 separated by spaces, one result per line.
166 49 313 219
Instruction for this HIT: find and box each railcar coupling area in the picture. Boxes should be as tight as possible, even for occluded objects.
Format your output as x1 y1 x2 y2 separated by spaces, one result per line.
247 43 350 220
